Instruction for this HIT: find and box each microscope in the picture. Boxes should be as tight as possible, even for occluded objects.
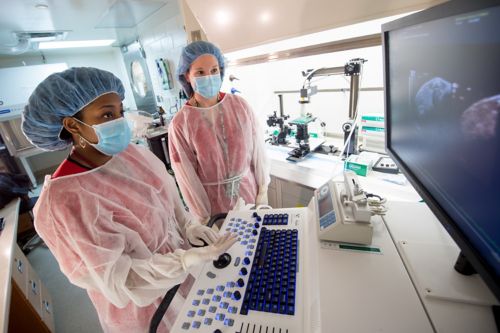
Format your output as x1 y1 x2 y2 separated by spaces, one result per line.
267 94 291 145
287 58 367 161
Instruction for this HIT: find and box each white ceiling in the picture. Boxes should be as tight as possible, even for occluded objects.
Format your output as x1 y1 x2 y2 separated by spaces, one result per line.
0 0 179 57
185 0 446 52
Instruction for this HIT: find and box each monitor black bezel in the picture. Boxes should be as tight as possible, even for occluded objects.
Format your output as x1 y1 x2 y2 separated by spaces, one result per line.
382 0 500 301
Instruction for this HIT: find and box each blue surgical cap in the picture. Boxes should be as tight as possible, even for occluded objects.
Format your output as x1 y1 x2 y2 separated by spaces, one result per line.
22 67 125 151
177 41 225 97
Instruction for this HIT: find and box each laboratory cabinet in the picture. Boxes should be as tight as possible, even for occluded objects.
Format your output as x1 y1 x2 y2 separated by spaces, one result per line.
1 199 54 333
9 243 54 333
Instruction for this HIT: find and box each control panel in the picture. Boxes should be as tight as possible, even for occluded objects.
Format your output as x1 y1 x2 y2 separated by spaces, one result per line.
171 207 315 333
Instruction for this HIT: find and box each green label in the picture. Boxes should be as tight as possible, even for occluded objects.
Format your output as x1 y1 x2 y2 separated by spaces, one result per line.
339 244 381 253
362 116 384 122
361 126 384 132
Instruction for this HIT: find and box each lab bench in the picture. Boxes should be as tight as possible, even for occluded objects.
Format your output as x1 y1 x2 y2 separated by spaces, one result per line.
266 144 421 208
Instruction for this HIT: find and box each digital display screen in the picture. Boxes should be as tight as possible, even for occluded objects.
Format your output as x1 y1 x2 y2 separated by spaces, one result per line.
317 184 334 218
387 5 500 277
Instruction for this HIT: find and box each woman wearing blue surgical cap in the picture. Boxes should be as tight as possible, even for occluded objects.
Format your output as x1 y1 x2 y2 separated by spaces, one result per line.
22 67 237 333
169 41 270 225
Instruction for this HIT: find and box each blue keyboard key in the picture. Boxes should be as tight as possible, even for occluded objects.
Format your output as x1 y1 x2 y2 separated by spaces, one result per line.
208 306 217 313
197 309 205 316
181 322 190 330
219 302 229 309
223 291 232 298
215 313 225 321
202 298 210 305
224 318 235 327
192 299 200 306
192 321 201 329
204 318 213 325
206 288 214 294
226 281 236 288
216 285 225 292
196 289 204 296
212 295 221 302
228 306 238 313
187 310 195 317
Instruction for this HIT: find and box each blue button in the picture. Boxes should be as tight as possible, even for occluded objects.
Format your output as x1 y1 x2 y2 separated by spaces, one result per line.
245 251 253 256
247 245 255 249
243 257 251 265
202 298 210 305
181 322 190 329
192 321 201 329
228 306 238 313
208 306 217 313
212 295 221 302
192 300 200 306
241 240 248 245
204 318 213 325
219 302 229 309
223 291 232 298
206 288 214 294
216 285 225 292
224 318 235 326
226 281 235 288
215 313 225 321
197 309 205 316
187 310 195 317
196 289 204 296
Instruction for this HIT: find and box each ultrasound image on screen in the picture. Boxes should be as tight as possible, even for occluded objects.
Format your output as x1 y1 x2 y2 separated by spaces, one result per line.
388 6 500 275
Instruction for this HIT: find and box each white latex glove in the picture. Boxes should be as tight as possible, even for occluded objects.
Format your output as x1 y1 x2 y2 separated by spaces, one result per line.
255 186 269 206
186 223 219 246
182 233 238 270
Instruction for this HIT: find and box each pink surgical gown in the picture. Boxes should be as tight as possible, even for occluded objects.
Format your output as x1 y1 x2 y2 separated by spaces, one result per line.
168 93 270 223
34 144 195 333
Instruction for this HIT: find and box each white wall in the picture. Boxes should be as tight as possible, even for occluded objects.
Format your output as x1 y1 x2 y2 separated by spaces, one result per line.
223 46 384 137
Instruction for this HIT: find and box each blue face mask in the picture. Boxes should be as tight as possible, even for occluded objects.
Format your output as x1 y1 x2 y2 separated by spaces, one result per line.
76 117 132 156
192 74 222 99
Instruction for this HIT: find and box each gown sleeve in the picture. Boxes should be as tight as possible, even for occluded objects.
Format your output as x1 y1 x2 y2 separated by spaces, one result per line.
244 97 271 192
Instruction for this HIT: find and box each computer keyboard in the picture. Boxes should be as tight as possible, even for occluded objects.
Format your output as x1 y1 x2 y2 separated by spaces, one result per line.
241 228 298 315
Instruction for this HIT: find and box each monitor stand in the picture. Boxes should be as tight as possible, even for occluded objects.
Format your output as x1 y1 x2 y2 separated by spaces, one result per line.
398 240 498 306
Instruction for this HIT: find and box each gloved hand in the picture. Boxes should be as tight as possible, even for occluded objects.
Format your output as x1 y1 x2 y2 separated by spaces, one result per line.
186 222 219 246
182 233 238 270
255 186 268 206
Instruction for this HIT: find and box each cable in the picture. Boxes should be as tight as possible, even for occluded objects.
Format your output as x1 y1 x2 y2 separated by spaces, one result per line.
365 192 388 216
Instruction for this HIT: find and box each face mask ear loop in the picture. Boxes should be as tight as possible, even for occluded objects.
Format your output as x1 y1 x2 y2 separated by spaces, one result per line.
73 117 97 149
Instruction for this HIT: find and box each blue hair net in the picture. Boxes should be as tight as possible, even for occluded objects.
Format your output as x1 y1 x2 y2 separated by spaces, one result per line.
177 41 225 97
22 67 125 151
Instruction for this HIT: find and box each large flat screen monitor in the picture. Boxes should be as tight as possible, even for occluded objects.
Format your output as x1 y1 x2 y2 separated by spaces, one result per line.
382 0 500 300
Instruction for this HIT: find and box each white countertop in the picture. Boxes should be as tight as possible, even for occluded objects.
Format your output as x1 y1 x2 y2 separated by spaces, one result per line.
0 198 20 333
267 145 421 203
